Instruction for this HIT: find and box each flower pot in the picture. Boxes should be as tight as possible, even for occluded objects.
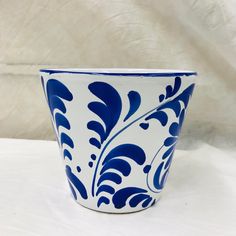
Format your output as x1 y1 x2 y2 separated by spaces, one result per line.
40 68 196 213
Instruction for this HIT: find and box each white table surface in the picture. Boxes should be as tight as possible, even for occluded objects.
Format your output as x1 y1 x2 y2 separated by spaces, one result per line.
0 139 235 236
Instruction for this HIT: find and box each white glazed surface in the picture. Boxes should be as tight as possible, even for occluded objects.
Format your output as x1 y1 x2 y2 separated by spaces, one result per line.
40 70 195 213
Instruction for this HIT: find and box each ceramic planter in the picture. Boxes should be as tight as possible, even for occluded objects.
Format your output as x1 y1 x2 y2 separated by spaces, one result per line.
40 69 196 213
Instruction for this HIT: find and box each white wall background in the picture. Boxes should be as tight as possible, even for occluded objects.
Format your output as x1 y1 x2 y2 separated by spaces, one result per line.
0 0 235 148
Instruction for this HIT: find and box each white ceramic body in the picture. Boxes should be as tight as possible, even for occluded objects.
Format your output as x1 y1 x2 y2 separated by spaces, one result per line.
40 69 196 213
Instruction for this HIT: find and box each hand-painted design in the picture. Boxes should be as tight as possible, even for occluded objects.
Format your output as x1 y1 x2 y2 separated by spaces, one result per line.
123 91 141 122
46 79 73 115
87 78 194 209
152 109 185 190
87 82 145 200
87 82 154 209
88 82 122 147
64 149 72 160
139 77 182 129
97 196 110 207
76 166 81 172
42 79 74 160
112 187 154 209
142 78 195 193
88 161 93 167
66 165 88 200
60 132 74 148
41 78 88 201
96 144 147 207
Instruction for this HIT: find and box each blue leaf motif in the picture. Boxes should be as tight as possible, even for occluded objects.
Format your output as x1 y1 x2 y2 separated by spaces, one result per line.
65 165 88 200
61 132 74 148
87 81 148 202
102 144 146 166
96 144 147 207
87 121 106 144
97 172 122 186
89 137 101 149
42 78 88 201
139 122 149 130
46 79 73 115
97 196 110 207
159 94 165 102
142 197 153 207
100 159 131 177
98 144 146 185
124 91 141 122
162 146 174 159
160 100 181 117
165 77 181 99
96 185 115 196
129 194 151 208
171 77 181 96
88 82 122 144
85 78 195 209
55 113 70 131
169 122 179 136
88 102 111 137
145 111 168 126
63 149 72 160
148 78 191 120
112 187 153 209
176 84 195 107
49 96 66 114
164 137 177 146
153 162 166 190
145 81 195 193
43 78 74 159
165 85 173 99
164 153 174 169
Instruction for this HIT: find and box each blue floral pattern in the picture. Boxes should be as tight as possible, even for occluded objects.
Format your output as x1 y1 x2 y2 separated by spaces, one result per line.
142 78 195 193
87 78 194 209
41 75 195 211
41 77 88 200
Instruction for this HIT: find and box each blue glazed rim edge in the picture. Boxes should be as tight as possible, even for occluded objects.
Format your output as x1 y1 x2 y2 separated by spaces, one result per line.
39 68 197 77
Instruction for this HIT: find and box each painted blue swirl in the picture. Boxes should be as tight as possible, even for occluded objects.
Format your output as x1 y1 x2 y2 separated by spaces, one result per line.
96 185 115 196
100 158 131 177
41 77 88 201
43 79 74 161
66 165 88 200
87 82 146 201
63 149 72 160
97 196 110 207
165 76 181 99
60 132 74 148
142 78 195 193
96 144 146 207
55 113 70 130
97 172 122 186
86 77 195 210
145 111 168 126
46 79 73 115
112 187 153 209
124 91 141 122
88 82 122 147
152 109 186 190
102 144 146 165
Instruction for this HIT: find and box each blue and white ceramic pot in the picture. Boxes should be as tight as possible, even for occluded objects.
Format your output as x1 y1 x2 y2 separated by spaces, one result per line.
40 69 196 213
